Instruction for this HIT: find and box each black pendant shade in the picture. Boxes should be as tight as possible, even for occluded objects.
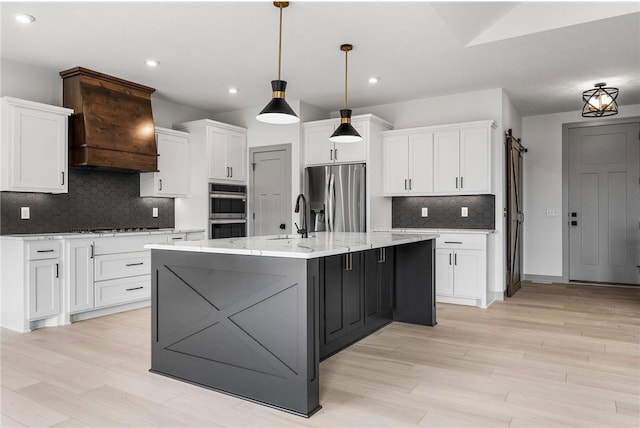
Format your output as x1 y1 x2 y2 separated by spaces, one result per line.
582 82 619 118
329 109 362 143
256 80 299 124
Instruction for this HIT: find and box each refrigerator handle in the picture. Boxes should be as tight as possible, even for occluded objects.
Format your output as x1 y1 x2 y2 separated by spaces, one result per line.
328 174 335 232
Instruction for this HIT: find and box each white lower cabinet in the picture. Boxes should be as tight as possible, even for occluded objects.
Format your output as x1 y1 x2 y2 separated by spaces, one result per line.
28 258 61 320
66 239 95 314
435 233 490 308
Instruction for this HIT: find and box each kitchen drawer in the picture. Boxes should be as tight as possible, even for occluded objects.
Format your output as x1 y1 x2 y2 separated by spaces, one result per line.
95 275 150 309
436 233 486 250
27 241 61 260
94 251 150 281
167 233 187 242
93 234 167 255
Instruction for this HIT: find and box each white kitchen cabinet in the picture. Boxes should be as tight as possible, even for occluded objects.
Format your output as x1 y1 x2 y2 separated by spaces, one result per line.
66 239 95 314
0 97 73 193
303 118 368 166
383 131 433 194
435 233 489 308
383 120 494 196
28 258 61 320
434 126 492 194
140 127 189 197
207 127 247 182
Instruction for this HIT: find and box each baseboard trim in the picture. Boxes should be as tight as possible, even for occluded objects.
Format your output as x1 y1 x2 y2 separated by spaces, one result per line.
522 274 563 284
71 300 150 322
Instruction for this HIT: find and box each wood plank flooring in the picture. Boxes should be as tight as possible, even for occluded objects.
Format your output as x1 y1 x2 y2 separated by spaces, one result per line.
2 282 638 427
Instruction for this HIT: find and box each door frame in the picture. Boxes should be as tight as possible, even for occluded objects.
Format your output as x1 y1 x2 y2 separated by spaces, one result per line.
248 144 292 237
561 116 640 283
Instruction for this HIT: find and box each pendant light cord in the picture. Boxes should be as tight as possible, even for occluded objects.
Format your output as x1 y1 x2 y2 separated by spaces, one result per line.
277 5 283 80
344 49 348 108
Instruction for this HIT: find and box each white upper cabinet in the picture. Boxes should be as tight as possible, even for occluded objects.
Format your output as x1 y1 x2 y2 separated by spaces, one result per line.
140 127 189 197
384 120 494 196
1 97 73 193
303 117 371 166
383 132 433 194
207 127 247 182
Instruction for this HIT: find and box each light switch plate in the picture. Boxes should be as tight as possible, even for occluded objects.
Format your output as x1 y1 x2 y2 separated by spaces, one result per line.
152 207 158 218
21 207 30 220
546 208 559 217
461 207 468 217
421 207 428 217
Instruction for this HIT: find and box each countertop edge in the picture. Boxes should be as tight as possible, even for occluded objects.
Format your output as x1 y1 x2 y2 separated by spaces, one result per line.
0 229 206 241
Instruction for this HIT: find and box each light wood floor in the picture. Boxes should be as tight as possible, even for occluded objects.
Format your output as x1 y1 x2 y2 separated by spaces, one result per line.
2 282 639 427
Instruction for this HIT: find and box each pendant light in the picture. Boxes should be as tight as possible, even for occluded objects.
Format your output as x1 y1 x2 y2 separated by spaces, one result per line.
256 2 299 125
329 44 362 143
582 82 619 118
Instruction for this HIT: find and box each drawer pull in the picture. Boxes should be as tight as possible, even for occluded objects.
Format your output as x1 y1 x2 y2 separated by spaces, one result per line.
126 286 144 291
125 262 144 267
444 241 463 244
171 237 183 240
37 249 55 253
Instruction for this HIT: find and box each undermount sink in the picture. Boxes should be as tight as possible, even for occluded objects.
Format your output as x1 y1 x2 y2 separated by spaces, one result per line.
266 235 315 240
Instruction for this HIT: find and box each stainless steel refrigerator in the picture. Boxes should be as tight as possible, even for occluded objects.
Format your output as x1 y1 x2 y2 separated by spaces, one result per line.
305 163 366 233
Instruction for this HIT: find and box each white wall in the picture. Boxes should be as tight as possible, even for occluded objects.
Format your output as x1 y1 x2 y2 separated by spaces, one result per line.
521 104 640 278
213 101 329 233
0 58 215 127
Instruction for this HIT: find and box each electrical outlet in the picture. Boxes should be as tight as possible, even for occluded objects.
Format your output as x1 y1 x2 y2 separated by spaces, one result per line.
20 207 30 220
421 207 428 217
461 207 468 217
152 207 158 218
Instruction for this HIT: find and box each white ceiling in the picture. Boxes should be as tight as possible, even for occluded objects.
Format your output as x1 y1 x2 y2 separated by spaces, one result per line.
1 1 639 117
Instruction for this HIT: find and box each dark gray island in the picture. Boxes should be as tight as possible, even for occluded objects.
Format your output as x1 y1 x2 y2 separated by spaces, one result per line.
146 232 437 417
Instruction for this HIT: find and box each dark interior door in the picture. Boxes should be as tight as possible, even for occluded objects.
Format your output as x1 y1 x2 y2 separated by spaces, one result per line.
506 130 526 297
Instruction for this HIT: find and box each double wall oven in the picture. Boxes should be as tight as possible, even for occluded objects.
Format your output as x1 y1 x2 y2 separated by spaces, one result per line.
209 183 247 239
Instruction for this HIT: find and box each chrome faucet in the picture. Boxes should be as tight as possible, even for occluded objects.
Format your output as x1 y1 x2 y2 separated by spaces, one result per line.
294 194 308 238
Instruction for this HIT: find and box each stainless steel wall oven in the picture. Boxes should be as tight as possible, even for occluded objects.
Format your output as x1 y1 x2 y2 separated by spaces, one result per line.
209 183 247 239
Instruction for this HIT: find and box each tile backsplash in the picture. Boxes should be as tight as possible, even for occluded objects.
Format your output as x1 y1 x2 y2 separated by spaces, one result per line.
392 195 495 229
0 168 174 234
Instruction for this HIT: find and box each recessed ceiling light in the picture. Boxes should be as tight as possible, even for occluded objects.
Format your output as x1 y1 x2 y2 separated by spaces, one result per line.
15 13 36 24
228 88 239 94
145 59 159 67
368 76 380 84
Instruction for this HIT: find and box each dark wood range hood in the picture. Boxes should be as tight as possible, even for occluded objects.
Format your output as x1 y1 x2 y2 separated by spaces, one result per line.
60 67 158 172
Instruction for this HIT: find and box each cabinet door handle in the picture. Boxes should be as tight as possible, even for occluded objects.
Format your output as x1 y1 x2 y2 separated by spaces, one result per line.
449 253 452 265
37 249 55 253
158 179 163 190
126 286 144 291
334 149 338 160
61 172 65 186
226 167 229 177
456 177 459 189
55 263 59 278
404 179 408 190
90 244 94 259
409 179 412 190
230 167 233 177
460 176 464 189
330 149 333 160
444 241 463 244
454 254 457 265
125 262 144 267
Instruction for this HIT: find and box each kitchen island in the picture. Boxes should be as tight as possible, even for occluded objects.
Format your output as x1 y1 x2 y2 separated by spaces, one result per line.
146 232 437 417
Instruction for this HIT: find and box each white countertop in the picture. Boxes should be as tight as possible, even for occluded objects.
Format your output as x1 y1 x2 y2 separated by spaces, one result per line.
145 231 439 259
375 228 495 235
0 229 205 241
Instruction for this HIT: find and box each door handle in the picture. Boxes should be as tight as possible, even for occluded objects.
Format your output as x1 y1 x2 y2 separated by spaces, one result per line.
226 167 229 177
404 179 408 190
449 253 452 265
330 149 333 160
55 263 59 278
409 179 412 190
230 167 233 177
158 179 162 190
460 176 464 189
90 244 94 259
61 172 65 186
455 177 458 189
334 149 338 160
279 223 286 230
454 254 457 265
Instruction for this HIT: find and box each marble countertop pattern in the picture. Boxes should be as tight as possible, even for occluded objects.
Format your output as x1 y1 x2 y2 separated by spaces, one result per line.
0 229 206 241
375 228 496 235
145 231 439 259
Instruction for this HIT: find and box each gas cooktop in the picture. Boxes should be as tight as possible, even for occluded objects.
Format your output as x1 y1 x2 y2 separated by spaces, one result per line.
69 227 161 234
